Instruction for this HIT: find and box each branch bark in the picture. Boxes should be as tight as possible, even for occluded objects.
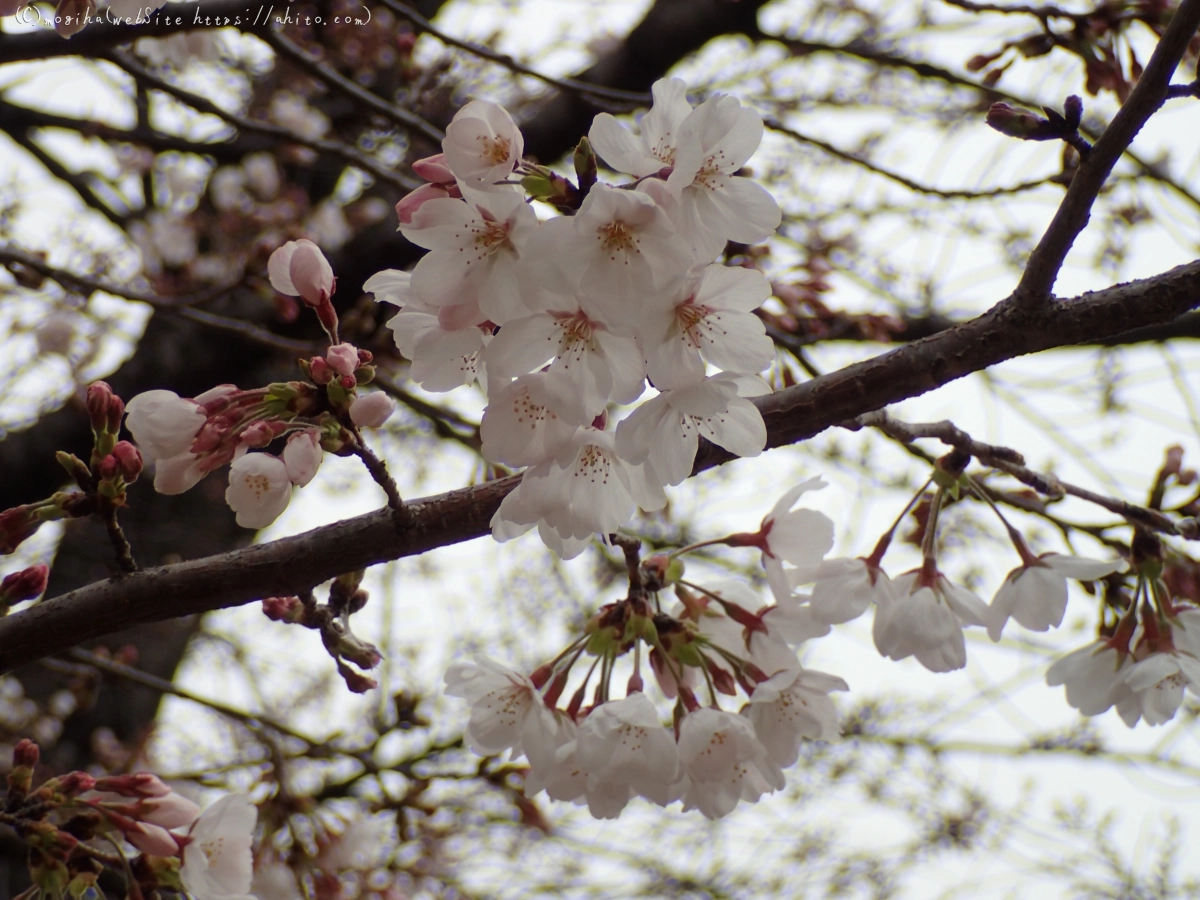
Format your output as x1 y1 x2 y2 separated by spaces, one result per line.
3 259 1198 673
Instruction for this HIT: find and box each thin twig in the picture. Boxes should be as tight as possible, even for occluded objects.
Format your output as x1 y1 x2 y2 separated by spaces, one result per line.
350 431 407 519
104 50 420 192
377 0 650 107
262 29 445 144
101 507 138 573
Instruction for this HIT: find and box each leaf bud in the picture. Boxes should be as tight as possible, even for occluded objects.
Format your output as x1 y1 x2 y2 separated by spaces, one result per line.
55 451 94 491
985 102 1058 140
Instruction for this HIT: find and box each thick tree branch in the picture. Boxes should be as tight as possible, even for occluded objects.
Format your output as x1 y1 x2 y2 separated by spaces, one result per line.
1011 0 1200 307
3 260 1199 673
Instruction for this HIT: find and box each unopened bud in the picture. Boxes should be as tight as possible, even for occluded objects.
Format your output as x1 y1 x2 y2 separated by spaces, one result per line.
705 659 737 695
573 136 598 194
353 364 376 384
13 738 40 769
239 421 276 448
55 451 93 490
112 441 143 482
333 631 383 670
54 0 91 38
520 169 579 210
339 374 356 390
262 595 305 622
349 392 394 428
86 382 116 435
1063 94 1083 130
0 503 45 553
309 356 334 385
1 564 49 606
985 102 1058 140
94 773 171 798
411 153 455 184
336 661 378 694
326 343 359 378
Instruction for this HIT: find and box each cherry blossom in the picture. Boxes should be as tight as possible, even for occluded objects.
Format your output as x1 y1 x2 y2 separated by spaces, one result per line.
443 656 542 756
400 187 538 326
589 78 693 178
486 303 644 425
575 693 681 807
791 557 893 626
677 708 783 819
744 667 848 767
986 553 1127 640
441 100 524 187
615 373 765 486
384 297 490 391
124 390 206 464
667 93 783 261
268 239 334 307
479 374 577 468
1046 640 1134 717
225 454 291 529
874 566 988 672
642 264 775 390
747 477 836 604
180 794 257 900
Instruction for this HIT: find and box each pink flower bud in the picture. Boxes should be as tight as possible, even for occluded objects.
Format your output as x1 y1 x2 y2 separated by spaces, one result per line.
112 441 143 482
339 375 356 390
0 504 41 554
140 792 201 829
95 773 171 798
239 421 276 448
267 239 335 307
262 595 304 622
127 822 180 857
309 356 334 385
86 382 116 433
282 430 322 487
349 392 394 428
394 183 454 225
326 343 359 378
0 564 49 605
54 0 91 37
411 153 455 184
12 738 39 769
53 771 96 796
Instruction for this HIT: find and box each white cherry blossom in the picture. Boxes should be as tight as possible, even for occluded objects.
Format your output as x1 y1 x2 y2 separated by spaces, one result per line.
224 454 291 529
677 708 783 819
443 656 541 756
267 239 334 307
987 553 1127 641
874 568 988 673
1046 640 1134 717
667 93 783 261
642 264 775 390
400 187 538 326
480 373 577 467
124 390 206 464
385 299 490 391
790 557 893 626
615 374 765 486
755 477 836 604
180 794 257 900
442 100 524 187
576 693 681 807
588 78 693 177
349 393 395 428
486 303 644 425
744 667 848 767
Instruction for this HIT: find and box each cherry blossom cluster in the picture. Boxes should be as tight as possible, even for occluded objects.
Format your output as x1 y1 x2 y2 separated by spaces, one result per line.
4 739 256 900
445 482 850 820
121 245 396 529
365 79 781 559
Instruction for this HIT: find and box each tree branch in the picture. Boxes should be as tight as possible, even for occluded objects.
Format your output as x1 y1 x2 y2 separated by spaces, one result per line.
3 259 1199 673
1011 0 1200 307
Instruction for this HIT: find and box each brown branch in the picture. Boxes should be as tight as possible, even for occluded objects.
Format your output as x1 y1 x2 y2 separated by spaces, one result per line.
1011 0 1200 307
3 259 1200 673
9 129 130 225
260 28 445 145
102 50 420 192
765 118 1054 199
376 0 651 107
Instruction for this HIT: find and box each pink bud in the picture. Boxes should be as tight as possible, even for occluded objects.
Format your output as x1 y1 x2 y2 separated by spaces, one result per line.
140 792 201 829
339 375 356 390
268 239 335 307
112 441 143 482
394 183 452 225
54 771 96 795
0 0 24 16
349 392 394 428
411 153 456 184
0 564 49 605
326 343 359 378
262 595 304 622
95 773 171 798
239 421 276 448
86 382 115 433
98 455 120 480
127 822 180 857
309 356 334 385
54 0 91 37
12 739 39 769
0 504 40 554
282 430 322 487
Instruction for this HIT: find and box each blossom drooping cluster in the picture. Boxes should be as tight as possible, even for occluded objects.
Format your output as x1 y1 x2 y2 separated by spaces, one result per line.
122 254 396 529
366 78 781 558
444 483 849 820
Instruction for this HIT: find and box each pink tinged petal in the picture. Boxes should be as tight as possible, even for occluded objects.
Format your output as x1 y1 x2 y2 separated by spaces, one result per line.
349 393 395 428
129 822 178 856
224 454 291 529
1174 652 1200 689
594 330 646 405
394 182 451 225
1040 553 1128 579
645 326 707 391
141 792 201 829
282 431 322 486
767 476 827 522
326 343 359 377
267 242 298 295
765 555 792 605
411 153 455 184
400 197 481 250
697 176 782 244
153 453 204 495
